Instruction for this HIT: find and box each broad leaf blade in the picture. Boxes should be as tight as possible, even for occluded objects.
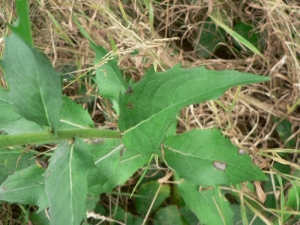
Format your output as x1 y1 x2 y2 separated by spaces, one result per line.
59 95 94 130
175 173 233 225
0 33 63 132
0 164 46 207
45 139 94 225
163 129 267 186
119 65 269 157
9 0 33 46
0 88 44 134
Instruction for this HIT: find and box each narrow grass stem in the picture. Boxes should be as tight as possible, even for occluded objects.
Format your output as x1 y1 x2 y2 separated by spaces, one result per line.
0 128 122 148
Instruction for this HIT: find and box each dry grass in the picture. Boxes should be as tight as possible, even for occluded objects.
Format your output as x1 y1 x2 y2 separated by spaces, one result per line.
0 0 300 224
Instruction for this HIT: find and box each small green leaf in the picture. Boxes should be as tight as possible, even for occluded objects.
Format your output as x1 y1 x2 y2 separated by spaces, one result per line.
163 129 267 186
0 34 63 133
88 147 147 198
88 139 123 187
45 139 94 225
119 65 269 157
175 173 233 225
154 205 183 225
233 22 260 51
274 118 295 148
209 15 263 57
0 88 44 134
30 210 50 225
136 181 170 215
231 204 265 225
0 149 36 183
59 95 94 130
0 164 46 207
9 0 33 46
73 16 127 99
194 17 226 58
92 43 128 99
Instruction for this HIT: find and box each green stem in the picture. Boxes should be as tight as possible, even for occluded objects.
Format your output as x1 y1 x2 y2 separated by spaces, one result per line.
0 128 122 148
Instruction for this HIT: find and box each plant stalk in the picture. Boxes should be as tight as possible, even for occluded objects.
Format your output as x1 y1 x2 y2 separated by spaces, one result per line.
0 128 122 148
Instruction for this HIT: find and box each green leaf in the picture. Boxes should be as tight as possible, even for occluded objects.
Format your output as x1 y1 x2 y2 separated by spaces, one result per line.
175 173 233 225
88 146 147 199
59 95 94 130
92 43 128 99
0 33 63 132
179 206 199 224
209 15 263 57
9 0 33 46
73 15 127 100
136 181 170 215
163 129 267 186
233 22 260 51
0 88 44 134
88 139 123 187
154 205 183 225
118 65 269 157
45 139 94 225
30 210 50 225
194 17 226 58
0 149 36 183
274 118 295 148
231 204 265 225
0 164 46 208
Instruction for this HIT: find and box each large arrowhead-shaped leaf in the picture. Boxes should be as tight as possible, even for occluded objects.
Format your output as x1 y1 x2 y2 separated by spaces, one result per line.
0 164 46 207
175 173 233 225
118 65 269 157
45 139 94 225
163 129 267 186
0 88 44 134
0 33 63 132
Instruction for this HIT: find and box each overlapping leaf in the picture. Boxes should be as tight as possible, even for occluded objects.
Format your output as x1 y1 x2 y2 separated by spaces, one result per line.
92 43 128 99
88 139 124 187
59 95 94 130
175 173 233 224
118 65 269 157
0 33 63 132
73 15 127 100
0 88 44 134
163 129 267 186
0 164 47 208
88 144 147 198
45 139 94 225
0 149 36 183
